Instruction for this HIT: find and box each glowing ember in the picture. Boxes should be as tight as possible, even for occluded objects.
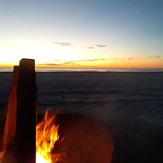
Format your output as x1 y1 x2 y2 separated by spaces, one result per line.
36 109 59 163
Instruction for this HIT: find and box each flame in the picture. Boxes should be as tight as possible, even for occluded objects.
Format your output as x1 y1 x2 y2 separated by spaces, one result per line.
36 110 59 163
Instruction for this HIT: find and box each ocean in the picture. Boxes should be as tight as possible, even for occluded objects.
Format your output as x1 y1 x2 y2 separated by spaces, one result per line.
0 68 163 72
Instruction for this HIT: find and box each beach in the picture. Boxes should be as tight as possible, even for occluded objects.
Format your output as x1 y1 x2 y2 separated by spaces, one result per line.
35 72 163 129
1 72 163 129
0 72 163 162
0 71 163 129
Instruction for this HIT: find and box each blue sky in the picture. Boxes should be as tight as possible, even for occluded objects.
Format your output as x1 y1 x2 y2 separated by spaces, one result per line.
0 0 163 68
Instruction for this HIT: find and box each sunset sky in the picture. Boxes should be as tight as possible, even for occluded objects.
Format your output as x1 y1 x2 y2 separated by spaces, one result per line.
0 0 163 68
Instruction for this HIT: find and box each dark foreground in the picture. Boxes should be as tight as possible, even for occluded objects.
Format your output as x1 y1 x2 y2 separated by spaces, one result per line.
0 72 163 162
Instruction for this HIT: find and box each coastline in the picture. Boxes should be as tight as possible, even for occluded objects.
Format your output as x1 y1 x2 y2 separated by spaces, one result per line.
0 68 163 73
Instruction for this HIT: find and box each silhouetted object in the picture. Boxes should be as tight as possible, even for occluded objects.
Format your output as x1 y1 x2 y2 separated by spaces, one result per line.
15 59 36 163
1 66 19 150
1 58 38 163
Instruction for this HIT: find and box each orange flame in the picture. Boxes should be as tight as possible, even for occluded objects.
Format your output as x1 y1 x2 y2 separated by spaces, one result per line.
36 110 59 163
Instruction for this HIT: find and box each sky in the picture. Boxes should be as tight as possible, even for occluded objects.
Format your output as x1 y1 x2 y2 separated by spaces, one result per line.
0 0 163 68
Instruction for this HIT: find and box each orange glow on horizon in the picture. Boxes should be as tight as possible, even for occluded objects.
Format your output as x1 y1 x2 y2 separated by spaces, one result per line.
0 59 163 69
36 58 163 69
0 63 18 68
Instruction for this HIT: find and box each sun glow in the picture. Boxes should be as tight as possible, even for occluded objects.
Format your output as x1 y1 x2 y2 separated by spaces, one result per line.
0 40 163 68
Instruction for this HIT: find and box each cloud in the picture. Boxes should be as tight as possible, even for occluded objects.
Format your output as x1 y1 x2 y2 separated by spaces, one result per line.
49 58 106 66
52 41 73 46
109 57 136 61
85 58 106 61
147 56 152 59
38 63 60 66
154 55 160 59
146 55 160 59
38 61 79 66
86 46 94 49
96 44 107 48
46 63 60 66
128 57 134 60
62 61 79 65
85 44 107 50
38 58 107 67
52 42 107 49
59 58 107 65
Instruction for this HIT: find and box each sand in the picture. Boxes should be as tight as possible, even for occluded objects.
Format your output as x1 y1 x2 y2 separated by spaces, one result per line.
1 72 163 129
34 72 163 129
0 72 163 162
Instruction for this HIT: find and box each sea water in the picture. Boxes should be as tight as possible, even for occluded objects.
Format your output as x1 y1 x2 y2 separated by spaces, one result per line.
0 68 163 72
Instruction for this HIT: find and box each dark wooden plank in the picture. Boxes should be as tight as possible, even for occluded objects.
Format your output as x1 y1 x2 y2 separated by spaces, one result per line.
14 58 37 163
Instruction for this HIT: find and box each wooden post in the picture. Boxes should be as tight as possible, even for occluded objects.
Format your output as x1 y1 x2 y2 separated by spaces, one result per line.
1 59 38 163
14 58 37 163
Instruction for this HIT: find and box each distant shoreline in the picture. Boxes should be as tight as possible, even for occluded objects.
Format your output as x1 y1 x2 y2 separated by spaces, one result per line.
0 68 163 73
1 72 163 75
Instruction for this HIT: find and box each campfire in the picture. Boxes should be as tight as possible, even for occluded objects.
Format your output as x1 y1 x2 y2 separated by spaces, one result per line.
35 110 115 163
36 109 59 163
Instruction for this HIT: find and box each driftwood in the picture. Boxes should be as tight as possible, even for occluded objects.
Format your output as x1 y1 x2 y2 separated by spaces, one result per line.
1 58 38 163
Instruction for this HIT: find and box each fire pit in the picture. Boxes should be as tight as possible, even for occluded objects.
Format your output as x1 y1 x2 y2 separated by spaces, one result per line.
36 109 114 163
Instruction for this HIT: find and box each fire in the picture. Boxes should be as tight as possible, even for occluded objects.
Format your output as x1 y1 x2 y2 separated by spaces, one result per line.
36 109 59 163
